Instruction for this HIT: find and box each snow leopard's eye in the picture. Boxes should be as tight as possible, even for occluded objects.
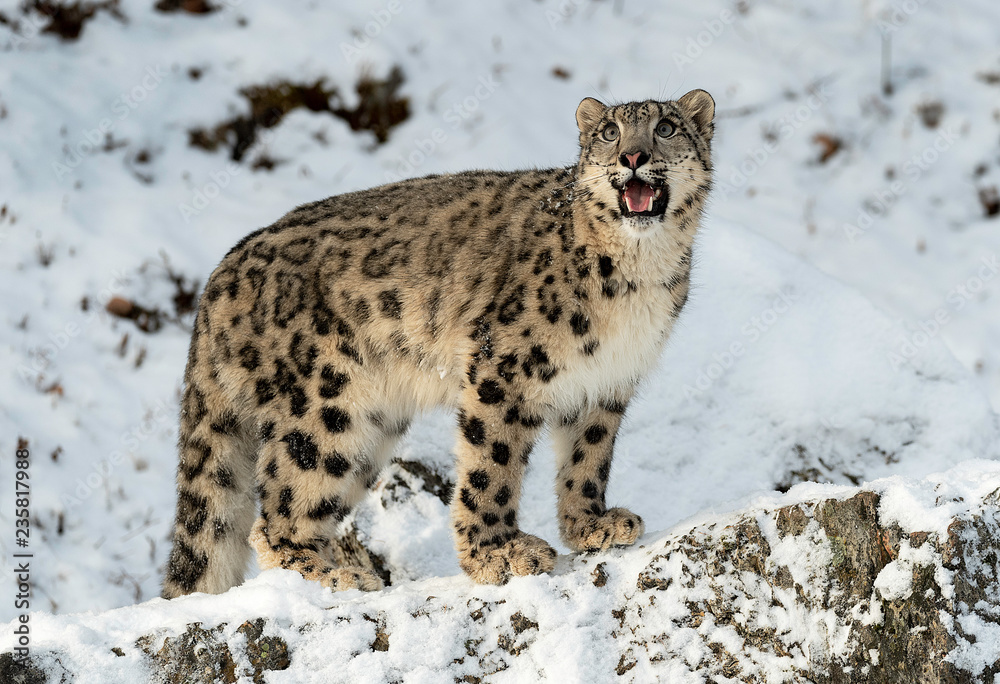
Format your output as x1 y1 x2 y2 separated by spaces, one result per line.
655 120 676 138
601 124 619 142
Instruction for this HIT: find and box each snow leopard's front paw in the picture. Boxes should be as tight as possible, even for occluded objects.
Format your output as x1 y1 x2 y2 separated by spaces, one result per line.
561 507 644 552
459 532 558 585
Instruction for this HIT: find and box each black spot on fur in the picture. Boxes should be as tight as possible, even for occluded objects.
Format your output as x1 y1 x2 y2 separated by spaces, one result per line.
289 386 309 417
469 470 490 490
584 425 608 444
181 440 212 481
210 411 240 435
494 486 510 507
601 399 627 414
265 459 278 478
178 489 208 535
599 255 614 278
282 430 319 470
249 240 276 263
460 488 478 512
289 332 318 378
338 341 363 365
498 284 526 324
531 345 549 364
238 344 261 371
581 480 598 499
186 385 207 428
260 421 275 441
572 448 585 465
482 512 499 526
323 453 350 477
570 312 589 336
322 406 352 434
319 365 350 398
214 467 236 489
598 459 611 482
462 415 486 446
477 379 505 405
308 496 348 521
521 413 543 429
583 340 599 356
256 379 276 405
491 441 511 466
503 510 516 526
273 359 297 394
378 289 403 319
165 540 208 592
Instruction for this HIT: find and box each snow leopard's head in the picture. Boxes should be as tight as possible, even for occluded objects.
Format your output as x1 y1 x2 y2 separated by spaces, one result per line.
575 91 714 227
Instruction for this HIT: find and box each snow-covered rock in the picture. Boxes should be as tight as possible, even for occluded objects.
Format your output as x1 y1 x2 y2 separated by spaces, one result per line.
4 462 1000 683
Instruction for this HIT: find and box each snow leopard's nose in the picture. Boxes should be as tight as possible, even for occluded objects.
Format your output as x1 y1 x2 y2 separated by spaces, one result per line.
620 152 650 170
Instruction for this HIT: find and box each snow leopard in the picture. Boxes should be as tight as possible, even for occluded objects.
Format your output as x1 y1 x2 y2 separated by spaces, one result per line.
162 90 715 597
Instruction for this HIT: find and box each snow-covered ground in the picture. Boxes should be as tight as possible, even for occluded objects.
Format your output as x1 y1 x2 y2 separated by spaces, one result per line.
1 0 998 669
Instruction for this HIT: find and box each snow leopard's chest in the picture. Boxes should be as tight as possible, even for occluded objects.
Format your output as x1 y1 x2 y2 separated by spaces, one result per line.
546 285 677 412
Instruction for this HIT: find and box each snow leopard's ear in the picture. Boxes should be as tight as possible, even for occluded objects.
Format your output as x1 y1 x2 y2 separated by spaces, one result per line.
677 89 715 140
576 97 606 136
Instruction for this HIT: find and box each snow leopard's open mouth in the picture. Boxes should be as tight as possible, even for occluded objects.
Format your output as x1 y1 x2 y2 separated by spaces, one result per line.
619 178 668 217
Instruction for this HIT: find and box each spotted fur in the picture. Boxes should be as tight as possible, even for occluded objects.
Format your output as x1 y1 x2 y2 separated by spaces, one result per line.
161 91 715 597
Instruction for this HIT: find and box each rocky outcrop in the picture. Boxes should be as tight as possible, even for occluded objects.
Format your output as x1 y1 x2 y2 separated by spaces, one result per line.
620 491 1000 682
3 472 999 683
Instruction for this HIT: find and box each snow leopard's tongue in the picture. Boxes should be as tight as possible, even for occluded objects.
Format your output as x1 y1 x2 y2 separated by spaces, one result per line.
623 179 656 213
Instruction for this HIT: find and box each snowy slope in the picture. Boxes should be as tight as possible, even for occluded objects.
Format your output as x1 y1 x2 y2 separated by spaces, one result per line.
0 0 998 644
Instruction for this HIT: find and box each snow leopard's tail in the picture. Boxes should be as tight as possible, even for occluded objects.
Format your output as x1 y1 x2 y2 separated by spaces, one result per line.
161 311 258 598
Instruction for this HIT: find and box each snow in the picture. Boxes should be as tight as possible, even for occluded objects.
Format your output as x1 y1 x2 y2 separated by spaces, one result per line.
1 0 999 678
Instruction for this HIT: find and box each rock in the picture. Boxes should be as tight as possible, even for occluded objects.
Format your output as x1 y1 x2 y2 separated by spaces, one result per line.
105 296 134 318
0 653 47 684
136 620 290 684
624 491 995 681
